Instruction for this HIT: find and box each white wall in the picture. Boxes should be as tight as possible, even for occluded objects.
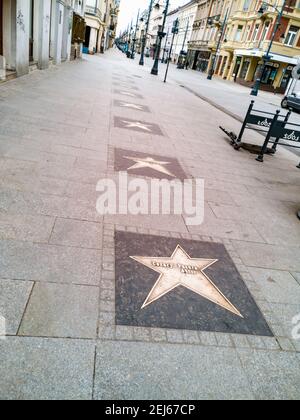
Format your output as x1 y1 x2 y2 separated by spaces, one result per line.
16 0 30 76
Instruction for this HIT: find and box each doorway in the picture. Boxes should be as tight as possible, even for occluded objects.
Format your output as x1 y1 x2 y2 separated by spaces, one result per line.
29 0 34 62
0 0 3 57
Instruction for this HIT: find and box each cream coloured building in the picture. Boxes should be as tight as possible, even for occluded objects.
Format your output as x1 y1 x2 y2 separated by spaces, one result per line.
188 0 300 93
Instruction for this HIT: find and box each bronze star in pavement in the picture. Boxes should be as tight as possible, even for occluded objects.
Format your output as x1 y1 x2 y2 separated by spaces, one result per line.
120 103 144 111
131 245 243 317
124 156 176 177
119 91 137 97
122 121 152 132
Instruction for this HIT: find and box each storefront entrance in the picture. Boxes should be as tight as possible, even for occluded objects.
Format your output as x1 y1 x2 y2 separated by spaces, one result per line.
253 61 280 92
280 65 294 91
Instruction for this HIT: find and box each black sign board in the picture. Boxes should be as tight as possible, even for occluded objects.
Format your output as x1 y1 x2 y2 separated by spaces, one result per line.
247 114 273 129
271 123 300 143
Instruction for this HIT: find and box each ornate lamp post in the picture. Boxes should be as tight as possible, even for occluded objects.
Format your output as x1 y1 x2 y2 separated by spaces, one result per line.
161 29 170 64
131 10 140 59
164 18 179 83
139 0 155 66
126 20 133 58
177 20 190 69
151 0 170 76
251 0 287 96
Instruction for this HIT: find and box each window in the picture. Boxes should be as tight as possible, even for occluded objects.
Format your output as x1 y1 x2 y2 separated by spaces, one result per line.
284 26 299 47
244 25 251 41
235 26 243 42
261 22 270 41
252 24 260 41
243 0 251 11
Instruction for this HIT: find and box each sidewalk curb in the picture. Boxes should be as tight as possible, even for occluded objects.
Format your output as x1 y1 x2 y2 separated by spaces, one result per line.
178 83 244 124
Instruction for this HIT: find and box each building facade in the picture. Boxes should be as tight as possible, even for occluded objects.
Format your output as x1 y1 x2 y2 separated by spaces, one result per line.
84 0 119 54
0 0 86 81
165 0 198 63
188 0 300 92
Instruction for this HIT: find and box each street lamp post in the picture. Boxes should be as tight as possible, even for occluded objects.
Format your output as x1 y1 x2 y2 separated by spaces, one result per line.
251 0 287 96
139 0 154 66
164 18 179 83
177 20 189 69
126 20 133 58
207 10 229 80
161 29 170 63
131 10 140 59
151 0 170 76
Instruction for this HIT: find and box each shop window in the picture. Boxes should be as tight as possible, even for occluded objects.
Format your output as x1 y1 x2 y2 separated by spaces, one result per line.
220 56 228 75
284 26 299 47
240 60 250 79
235 26 243 42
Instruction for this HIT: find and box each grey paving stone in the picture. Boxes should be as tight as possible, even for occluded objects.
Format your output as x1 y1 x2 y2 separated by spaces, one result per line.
0 214 55 243
0 240 101 285
198 332 218 346
115 326 134 341
50 218 103 249
277 337 296 352
133 327 151 342
182 330 201 345
246 336 266 350
237 348 300 400
186 217 264 243
216 333 234 348
0 279 33 335
99 325 116 340
248 268 300 305
150 328 167 343
233 241 300 272
0 337 95 400
262 337 281 350
231 335 251 349
166 330 185 344
94 341 254 400
101 289 115 301
19 283 99 339
292 272 300 285
105 214 188 233
269 302 300 339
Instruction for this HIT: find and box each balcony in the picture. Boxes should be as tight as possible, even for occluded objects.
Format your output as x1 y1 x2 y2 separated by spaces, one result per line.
85 6 103 21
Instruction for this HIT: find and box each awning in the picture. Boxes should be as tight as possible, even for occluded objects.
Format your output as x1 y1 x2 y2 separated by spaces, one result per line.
234 49 298 65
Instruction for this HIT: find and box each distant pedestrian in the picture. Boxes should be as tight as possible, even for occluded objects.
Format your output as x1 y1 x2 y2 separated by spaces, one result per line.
185 60 189 70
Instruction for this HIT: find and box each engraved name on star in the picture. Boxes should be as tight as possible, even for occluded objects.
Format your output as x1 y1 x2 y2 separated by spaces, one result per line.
131 245 243 318
124 156 176 177
120 103 144 111
122 121 152 132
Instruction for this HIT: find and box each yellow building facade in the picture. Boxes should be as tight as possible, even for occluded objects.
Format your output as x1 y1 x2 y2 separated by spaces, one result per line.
188 0 300 93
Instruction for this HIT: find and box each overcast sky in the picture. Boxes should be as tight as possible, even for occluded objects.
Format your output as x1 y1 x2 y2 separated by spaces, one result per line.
117 0 188 34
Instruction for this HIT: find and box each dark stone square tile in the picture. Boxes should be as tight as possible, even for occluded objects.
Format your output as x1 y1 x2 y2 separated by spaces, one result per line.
114 117 163 136
115 231 273 336
114 148 187 180
113 100 150 113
